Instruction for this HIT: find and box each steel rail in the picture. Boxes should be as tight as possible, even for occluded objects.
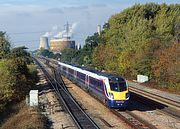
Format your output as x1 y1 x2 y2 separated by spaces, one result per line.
130 91 180 120
111 109 157 129
129 86 180 120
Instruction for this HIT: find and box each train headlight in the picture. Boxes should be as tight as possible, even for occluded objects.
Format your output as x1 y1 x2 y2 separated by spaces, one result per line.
126 92 130 98
109 93 114 99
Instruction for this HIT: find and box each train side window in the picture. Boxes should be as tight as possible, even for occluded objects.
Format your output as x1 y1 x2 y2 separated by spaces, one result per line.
63 66 66 71
98 81 103 89
68 68 74 74
77 72 85 80
90 77 103 88
89 77 97 86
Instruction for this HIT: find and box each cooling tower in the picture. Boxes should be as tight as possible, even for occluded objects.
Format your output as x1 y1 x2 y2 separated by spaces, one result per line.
39 36 49 50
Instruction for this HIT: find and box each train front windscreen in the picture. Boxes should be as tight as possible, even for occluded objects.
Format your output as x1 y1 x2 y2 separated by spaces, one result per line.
109 81 127 92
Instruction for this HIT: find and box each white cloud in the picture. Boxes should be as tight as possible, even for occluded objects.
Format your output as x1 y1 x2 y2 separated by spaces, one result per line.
45 8 64 14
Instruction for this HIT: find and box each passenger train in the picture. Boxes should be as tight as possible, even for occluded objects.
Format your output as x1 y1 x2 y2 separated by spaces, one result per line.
57 61 130 108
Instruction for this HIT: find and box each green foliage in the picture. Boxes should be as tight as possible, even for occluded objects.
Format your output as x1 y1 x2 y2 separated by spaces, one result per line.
84 32 102 51
0 60 15 110
9 46 33 64
0 59 28 110
92 44 119 73
60 48 77 63
0 59 39 112
0 31 11 59
27 64 39 85
53 53 61 60
37 49 54 58
0 34 39 112
92 3 180 88
34 49 61 60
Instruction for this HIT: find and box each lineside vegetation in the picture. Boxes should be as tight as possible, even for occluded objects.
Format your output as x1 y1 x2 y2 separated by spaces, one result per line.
0 32 39 113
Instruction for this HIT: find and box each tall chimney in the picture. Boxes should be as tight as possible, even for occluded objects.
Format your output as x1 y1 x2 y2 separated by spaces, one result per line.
98 25 101 35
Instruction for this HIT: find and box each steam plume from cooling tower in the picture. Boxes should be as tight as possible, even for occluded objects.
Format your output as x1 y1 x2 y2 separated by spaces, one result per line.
41 22 78 39
54 22 78 38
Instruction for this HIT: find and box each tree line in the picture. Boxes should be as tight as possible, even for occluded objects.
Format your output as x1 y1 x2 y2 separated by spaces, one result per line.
0 32 39 112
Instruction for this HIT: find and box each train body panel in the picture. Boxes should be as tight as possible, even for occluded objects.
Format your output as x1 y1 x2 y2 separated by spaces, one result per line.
57 61 129 108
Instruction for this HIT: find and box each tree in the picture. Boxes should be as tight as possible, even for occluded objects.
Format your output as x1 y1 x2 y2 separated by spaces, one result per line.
93 44 119 73
0 32 39 112
60 48 77 63
84 32 101 51
152 42 180 88
0 32 11 59
10 46 32 64
53 53 61 60
0 59 30 110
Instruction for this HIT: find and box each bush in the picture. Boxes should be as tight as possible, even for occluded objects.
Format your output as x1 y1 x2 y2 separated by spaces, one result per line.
0 59 39 112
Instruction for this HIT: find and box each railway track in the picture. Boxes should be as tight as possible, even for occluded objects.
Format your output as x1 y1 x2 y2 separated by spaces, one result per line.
129 86 180 120
129 86 180 108
34 57 100 129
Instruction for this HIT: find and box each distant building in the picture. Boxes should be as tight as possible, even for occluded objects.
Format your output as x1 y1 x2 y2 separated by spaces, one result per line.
76 42 81 50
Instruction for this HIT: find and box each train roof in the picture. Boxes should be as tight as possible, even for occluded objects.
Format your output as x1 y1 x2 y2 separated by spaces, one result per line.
86 69 125 82
61 62 125 82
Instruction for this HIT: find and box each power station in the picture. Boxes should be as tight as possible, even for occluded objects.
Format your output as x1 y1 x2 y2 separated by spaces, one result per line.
39 23 101 53
39 22 76 53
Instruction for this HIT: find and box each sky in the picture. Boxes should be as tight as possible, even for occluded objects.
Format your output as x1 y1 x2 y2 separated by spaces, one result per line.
0 0 178 50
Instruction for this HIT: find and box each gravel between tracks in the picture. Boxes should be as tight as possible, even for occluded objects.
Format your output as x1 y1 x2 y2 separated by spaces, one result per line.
129 101 180 129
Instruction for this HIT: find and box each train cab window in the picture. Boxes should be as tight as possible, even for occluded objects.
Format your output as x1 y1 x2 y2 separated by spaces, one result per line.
110 81 127 92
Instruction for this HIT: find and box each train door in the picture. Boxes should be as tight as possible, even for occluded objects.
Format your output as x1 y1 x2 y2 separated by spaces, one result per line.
85 75 89 91
74 70 77 81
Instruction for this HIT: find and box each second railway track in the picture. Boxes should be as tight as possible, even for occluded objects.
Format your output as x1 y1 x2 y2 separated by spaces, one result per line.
129 86 180 109
129 86 180 120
